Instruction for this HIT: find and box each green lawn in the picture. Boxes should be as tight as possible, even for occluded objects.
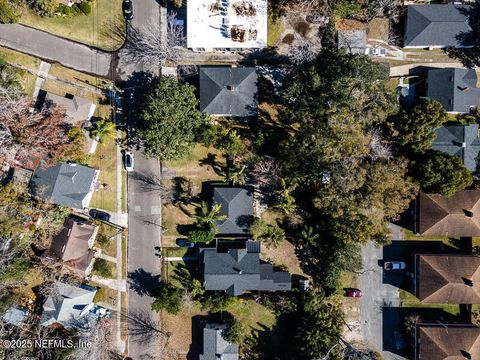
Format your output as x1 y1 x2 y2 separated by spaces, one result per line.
19 0 125 51
403 229 460 249
399 289 460 316
95 223 119 257
267 15 284 47
227 298 277 338
91 282 117 307
89 135 118 212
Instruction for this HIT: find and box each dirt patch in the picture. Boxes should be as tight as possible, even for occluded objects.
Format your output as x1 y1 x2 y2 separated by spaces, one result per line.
335 19 366 31
261 239 308 278
367 17 389 42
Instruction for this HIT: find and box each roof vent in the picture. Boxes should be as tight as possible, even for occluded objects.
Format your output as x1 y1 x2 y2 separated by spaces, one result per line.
461 350 472 359
462 142 467 148
462 277 474 287
226 85 235 91
464 210 474 217
459 86 470 92
233 267 242 274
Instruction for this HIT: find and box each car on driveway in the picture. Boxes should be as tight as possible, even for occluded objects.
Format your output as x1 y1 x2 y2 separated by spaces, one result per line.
89 209 111 222
177 239 194 248
345 289 362 298
384 261 406 270
125 151 134 172
122 0 133 20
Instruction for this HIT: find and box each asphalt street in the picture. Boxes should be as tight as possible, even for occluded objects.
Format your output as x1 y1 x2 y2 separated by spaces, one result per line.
0 24 112 77
360 225 406 360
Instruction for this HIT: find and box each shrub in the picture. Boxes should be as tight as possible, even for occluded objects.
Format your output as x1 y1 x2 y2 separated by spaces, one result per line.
97 234 110 248
282 33 295 44
0 0 20 24
78 1 91 15
0 257 31 281
151 283 183 314
33 0 59 16
225 315 245 343
293 21 310 38
93 258 113 278
200 292 235 312
189 229 215 243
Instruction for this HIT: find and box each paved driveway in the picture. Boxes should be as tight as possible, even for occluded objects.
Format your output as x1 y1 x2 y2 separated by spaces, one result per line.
360 225 407 360
0 24 112 77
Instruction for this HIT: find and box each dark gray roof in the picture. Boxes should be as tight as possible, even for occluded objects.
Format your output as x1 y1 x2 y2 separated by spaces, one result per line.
201 241 291 296
199 323 239 360
404 5 472 48
213 187 254 235
200 67 258 117
427 68 480 113
30 162 97 209
40 281 97 328
337 29 367 55
432 124 480 171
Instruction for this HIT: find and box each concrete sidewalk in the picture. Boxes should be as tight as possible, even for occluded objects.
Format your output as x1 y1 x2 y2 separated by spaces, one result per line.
91 275 127 292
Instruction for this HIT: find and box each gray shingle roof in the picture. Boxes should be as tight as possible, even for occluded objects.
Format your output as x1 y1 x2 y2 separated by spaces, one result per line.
200 67 258 117
43 92 96 123
404 5 472 48
432 124 480 171
40 281 97 329
337 29 367 55
201 241 291 296
427 68 480 113
30 162 97 209
213 187 254 235
199 323 239 360
2 306 28 326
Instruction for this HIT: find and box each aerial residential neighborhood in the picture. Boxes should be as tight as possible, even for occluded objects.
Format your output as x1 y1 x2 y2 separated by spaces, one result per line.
0 0 480 359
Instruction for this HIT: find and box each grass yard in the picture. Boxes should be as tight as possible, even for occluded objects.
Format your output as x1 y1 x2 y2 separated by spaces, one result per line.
89 135 118 212
162 144 226 247
366 17 389 42
268 15 284 47
93 258 117 279
95 223 119 257
19 0 125 51
402 229 460 249
91 282 117 308
399 289 460 316
0 46 40 69
226 298 276 338
48 63 111 90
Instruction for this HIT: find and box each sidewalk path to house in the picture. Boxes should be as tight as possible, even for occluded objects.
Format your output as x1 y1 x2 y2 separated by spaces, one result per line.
91 275 127 292
360 224 405 360
389 61 471 77
0 24 112 77
97 252 118 264
164 256 198 262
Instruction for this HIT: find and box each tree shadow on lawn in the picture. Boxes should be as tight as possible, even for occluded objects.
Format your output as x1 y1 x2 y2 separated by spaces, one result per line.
127 268 162 297
245 313 297 360
198 153 226 177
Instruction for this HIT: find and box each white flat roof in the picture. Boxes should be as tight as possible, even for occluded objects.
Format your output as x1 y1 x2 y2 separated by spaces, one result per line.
187 0 267 49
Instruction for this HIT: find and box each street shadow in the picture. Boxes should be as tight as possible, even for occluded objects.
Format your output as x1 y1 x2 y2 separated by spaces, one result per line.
127 268 161 297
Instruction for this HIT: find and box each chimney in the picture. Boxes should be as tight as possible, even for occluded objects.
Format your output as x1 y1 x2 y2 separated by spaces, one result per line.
465 210 474 217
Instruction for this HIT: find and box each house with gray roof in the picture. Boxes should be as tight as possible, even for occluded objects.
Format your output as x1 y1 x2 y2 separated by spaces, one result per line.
432 124 480 171
39 90 96 124
200 240 291 296
30 162 99 209
337 29 367 55
2 306 28 326
40 281 97 329
426 68 480 114
199 323 239 360
213 186 254 236
200 66 258 117
404 5 473 48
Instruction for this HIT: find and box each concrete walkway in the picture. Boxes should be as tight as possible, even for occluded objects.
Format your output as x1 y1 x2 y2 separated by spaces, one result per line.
91 275 127 292
97 252 118 264
164 256 198 262
0 24 112 77
390 61 470 77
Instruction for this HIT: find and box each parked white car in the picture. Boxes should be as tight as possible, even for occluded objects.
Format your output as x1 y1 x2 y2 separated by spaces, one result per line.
125 151 134 172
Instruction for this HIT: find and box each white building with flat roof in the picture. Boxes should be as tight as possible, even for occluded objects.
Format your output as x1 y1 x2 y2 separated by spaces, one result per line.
187 0 267 51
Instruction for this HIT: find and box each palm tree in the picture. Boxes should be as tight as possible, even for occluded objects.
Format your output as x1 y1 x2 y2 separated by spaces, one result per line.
195 201 227 231
226 165 247 186
91 119 116 144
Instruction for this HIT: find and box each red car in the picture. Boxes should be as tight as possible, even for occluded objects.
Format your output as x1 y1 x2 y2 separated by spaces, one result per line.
345 289 362 298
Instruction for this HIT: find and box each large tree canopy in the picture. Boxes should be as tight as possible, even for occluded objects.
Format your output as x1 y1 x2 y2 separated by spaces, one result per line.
388 99 448 152
279 49 418 245
138 76 208 161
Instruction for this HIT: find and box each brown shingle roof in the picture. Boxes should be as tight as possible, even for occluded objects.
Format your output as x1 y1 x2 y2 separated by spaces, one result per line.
415 254 480 303
50 217 97 276
415 324 480 360
417 191 480 236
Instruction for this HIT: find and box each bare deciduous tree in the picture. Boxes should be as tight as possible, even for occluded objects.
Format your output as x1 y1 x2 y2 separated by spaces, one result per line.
123 13 186 68
369 128 392 160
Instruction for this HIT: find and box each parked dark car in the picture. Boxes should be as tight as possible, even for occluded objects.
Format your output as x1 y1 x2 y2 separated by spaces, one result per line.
89 209 111 222
345 289 362 298
122 0 133 20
